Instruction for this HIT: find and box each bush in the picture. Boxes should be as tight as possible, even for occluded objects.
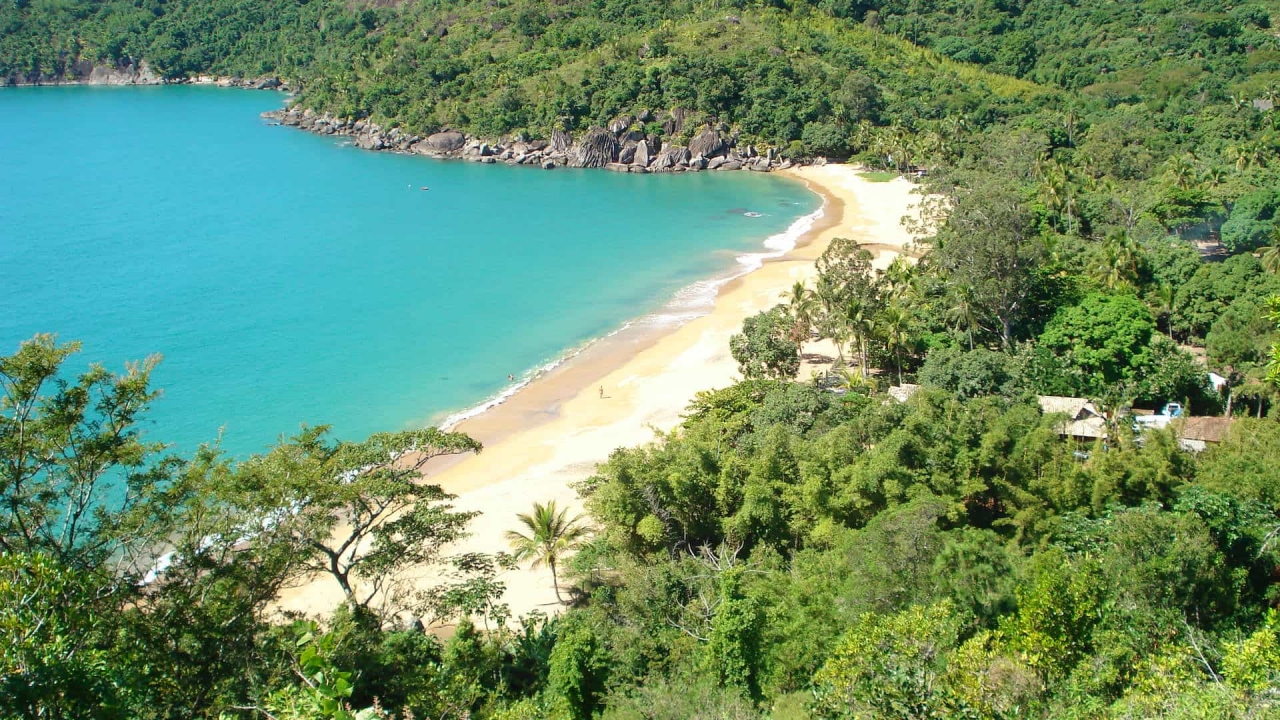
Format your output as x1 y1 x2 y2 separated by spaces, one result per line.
1221 189 1279 254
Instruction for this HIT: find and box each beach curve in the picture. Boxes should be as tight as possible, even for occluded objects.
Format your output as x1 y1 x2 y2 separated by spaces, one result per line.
273 164 926 620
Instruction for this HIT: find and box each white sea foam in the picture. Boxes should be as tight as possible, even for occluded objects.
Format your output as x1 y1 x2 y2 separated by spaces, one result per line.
435 198 826 431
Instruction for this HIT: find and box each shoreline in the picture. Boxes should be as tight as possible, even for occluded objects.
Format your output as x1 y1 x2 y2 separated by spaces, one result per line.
273 163 924 620
430 191 836 444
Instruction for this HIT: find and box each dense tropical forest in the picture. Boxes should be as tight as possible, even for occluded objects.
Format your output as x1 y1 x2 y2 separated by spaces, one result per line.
5 0 1280 718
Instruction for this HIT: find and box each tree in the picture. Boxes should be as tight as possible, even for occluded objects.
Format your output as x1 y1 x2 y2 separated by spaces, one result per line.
781 280 819 344
0 335 175 575
877 301 913 385
932 179 1043 347
1221 189 1280 254
730 306 801 380
812 601 965 718
1037 293 1157 397
240 425 482 610
506 500 590 603
919 346 1020 399
0 553 126 719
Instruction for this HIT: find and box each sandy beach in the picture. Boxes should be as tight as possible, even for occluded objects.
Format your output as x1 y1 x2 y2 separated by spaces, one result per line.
275 163 925 620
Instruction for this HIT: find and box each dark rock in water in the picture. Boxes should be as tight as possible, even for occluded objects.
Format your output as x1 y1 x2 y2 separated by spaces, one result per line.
424 130 465 152
707 156 727 171
689 128 727 159
605 163 630 172
550 130 572 154
619 145 637 164
633 140 652 167
480 157 497 164
653 145 690 171
687 155 707 170
721 160 744 171
608 115 635 134
570 127 621 168
628 165 650 173
542 159 557 170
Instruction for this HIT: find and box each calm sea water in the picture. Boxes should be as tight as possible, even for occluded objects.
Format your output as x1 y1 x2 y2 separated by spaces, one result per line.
0 86 819 458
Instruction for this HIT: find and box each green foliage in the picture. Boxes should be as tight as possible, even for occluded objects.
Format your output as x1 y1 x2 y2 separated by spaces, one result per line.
0 553 126 719
507 501 591 604
1037 292 1156 396
730 306 800 380
918 345 1022 398
1222 188 1280 253
812 601 965 718
547 618 609 720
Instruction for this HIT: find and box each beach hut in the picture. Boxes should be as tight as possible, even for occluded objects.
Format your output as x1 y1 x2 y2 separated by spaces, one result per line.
1037 396 1108 441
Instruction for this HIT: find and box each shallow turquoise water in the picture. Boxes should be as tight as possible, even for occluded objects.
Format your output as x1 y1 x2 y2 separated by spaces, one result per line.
0 86 819 457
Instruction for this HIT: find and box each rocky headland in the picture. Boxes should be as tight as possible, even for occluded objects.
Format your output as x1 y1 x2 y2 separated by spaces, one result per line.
3 58 290 91
262 106 802 173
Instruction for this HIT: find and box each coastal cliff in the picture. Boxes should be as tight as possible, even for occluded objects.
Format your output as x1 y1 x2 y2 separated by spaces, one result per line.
262 106 797 173
3 58 290 91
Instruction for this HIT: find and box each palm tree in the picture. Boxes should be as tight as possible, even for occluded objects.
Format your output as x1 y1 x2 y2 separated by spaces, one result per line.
1092 233 1140 290
1152 282 1176 339
945 286 980 351
1260 228 1280 275
782 281 819 344
878 303 912 385
843 298 875 377
506 501 590 603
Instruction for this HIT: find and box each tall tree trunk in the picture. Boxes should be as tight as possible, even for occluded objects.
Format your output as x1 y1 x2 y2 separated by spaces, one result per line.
551 560 562 603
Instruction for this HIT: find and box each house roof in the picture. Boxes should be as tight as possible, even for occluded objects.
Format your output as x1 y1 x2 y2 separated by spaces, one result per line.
1037 396 1099 420
887 384 921 403
1179 417 1234 444
1063 416 1107 439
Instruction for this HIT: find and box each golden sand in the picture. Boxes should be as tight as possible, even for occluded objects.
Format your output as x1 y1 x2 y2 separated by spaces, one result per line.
274 164 926 620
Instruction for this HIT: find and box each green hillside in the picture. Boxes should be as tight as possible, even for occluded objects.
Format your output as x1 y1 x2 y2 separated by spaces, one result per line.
6 1 1280 718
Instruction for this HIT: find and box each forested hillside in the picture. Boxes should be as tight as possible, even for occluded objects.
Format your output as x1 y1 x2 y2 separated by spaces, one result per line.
5 0 1280 718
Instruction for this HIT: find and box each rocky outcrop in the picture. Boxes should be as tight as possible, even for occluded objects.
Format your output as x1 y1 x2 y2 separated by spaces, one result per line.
87 60 161 85
652 145 691 172
689 128 727 159
569 127 620 168
261 104 783 173
5 58 290 90
420 130 466 153
608 115 635 134
633 140 652 167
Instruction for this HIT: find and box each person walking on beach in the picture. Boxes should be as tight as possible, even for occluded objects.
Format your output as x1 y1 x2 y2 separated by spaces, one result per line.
598 386 604 399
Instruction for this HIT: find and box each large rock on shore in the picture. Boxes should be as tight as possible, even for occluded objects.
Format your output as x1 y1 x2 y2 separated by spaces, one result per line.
550 130 572 154
422 130 465 153
570 127 620 168
87 60 161 86
633 139 652 167
689 128 727 159
608 115 635 134
652 145 690 171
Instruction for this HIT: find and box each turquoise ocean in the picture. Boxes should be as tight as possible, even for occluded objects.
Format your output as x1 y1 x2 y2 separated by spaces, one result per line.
0 86 820 458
